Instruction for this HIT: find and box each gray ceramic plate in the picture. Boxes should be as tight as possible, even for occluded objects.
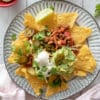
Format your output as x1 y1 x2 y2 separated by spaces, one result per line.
3 0 100 100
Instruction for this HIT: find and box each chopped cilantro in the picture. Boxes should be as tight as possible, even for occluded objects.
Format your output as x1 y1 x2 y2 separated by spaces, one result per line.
37 71 45 80
26 46 31 53
24 41 30 47
11 34 16 41
50 6 54 11
17 48 23 56
50 67 59 75
41 66 48 72
32 60 40 70
14 56 28 64
11 45 16 52
67 48 75 61
14 58 19 63
33 27 51 41
24 41 31 53
32 44 39 53
39 88 43 94
34 31 45 41
44 25 49 31
94 4 100 17
49 77 61 87
47 31 51 36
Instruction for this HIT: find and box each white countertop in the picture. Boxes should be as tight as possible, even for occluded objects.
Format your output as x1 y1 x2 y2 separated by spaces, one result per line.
0 0 100 99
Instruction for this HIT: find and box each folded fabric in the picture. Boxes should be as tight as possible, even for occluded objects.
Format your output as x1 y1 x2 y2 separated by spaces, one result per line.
0 64 25 100
76 84 100 100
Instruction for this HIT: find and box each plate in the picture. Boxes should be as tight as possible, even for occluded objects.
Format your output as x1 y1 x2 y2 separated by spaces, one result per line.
0 0 17 7
3 0 100 100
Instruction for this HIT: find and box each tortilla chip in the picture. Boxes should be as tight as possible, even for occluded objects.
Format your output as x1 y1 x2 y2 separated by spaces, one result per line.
23 68 46 96
73 45 96 73
24 13 44 31
25 72 46 96
16 66 46 96
24 13 35 28
15 66 27 77
57 13 78 28
62 74 74 81
8 53 19 63
70 25 92 45
18 32 28 41
74 69 87 77
16 67 25 77
45 76 68 97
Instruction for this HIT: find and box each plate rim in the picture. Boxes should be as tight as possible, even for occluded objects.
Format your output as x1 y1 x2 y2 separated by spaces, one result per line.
3 0 100 99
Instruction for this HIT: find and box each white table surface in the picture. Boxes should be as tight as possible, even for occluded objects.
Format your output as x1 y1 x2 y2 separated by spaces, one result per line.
0 0 100 100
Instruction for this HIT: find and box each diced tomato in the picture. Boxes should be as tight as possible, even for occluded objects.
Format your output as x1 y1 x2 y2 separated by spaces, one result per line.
64 31 71 37
61 40 66 45
57 40 62 45
60 27 65 32
58 40 66 45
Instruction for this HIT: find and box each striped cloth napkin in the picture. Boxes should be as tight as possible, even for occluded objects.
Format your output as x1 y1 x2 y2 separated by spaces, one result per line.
0 64 26 100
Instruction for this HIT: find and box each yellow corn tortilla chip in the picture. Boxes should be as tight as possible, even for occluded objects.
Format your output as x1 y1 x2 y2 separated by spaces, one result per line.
57 12 78 28
74 69 87 77
18 32 28 41
73 45 96 73
24 13 35 28
25 72 46 96
70 25 92 45
16 66 46 96
10 36 30 57
15 66 28 77
62 74 74 81
45 76 68 97
24 13 44 31
8 53 19 63
15 67 25 77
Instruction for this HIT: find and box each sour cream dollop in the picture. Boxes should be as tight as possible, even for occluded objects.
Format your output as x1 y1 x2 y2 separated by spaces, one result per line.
35 50 54 77
35 50 49 66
